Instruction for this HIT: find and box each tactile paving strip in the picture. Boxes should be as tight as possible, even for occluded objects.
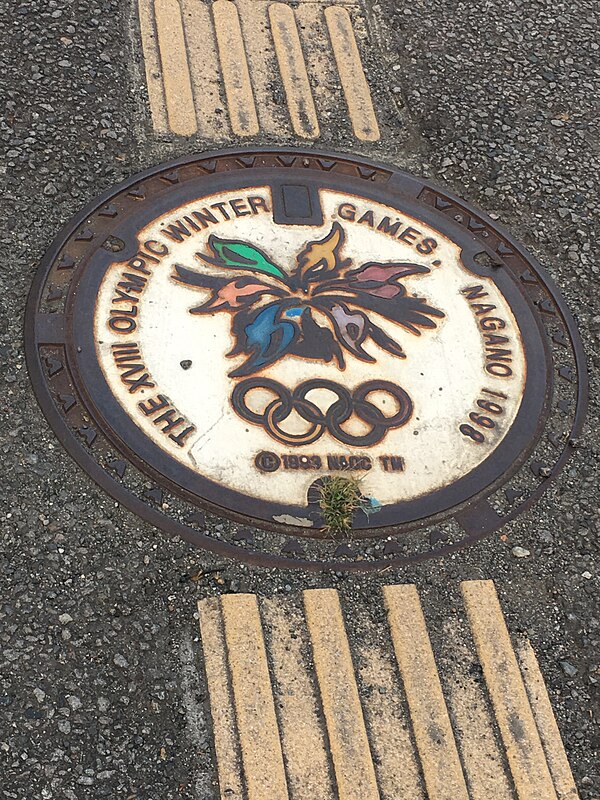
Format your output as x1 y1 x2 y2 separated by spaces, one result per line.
137 0 379 140
197 580 580 800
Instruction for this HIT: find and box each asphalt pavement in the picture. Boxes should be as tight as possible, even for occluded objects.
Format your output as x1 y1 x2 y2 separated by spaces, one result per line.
0 0 598 797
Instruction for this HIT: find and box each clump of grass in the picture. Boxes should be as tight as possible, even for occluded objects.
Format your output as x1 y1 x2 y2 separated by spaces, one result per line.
319 475 365 537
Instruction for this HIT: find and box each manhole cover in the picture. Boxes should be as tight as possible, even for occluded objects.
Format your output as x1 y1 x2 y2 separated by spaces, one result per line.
26 149 586 570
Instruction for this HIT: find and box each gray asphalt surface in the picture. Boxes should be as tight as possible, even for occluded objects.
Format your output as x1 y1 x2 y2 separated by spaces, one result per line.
0 0 598 797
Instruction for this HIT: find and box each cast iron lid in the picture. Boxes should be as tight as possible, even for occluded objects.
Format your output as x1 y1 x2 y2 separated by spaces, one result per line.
25 148 587 571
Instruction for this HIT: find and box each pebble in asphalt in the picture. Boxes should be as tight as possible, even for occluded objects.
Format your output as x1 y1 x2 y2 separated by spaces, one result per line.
0 0 598 797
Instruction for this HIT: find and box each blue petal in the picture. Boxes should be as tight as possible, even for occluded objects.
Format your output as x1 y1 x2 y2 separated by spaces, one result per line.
243 305 297 371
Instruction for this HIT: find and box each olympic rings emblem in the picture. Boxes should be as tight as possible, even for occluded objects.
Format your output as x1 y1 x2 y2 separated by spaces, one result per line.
231 378 413 447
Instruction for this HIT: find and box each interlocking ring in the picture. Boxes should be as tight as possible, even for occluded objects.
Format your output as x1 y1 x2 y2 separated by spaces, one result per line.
232 378 324 445
231 378 413 447
353 381 413 427
265 397 324 445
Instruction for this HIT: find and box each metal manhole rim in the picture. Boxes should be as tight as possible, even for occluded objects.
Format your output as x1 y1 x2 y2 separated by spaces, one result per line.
25 146 588 571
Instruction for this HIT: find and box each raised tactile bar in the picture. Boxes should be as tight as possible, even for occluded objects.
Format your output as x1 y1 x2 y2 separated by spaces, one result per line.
197 598 244 800
212 0 259 136
462 580 559 800
220 594 289 800
154 0 197 135
324 6 380 141
304 589 380 800
195 582 582 800
383 584 469 800
269 3 320 139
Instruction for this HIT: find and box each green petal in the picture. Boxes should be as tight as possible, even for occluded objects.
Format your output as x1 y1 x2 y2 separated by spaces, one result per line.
209 236 287 280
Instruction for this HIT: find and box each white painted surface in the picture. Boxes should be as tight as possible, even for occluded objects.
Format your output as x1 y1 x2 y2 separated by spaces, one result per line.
94 188 527 510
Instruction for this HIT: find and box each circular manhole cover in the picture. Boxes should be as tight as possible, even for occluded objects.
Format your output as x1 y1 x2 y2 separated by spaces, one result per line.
26 149 586 570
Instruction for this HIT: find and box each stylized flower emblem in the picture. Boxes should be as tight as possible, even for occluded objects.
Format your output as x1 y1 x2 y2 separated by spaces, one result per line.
174 223 444 377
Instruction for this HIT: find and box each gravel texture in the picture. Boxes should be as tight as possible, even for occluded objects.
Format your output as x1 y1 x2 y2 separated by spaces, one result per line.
0 0 598 797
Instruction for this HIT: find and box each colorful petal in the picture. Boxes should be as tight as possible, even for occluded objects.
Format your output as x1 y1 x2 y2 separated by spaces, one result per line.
341 292 445 334
295 222 351 287
322 301 374 362
313 298 407 360
189 276 286 313
198 236 288 282
228 302 300 377
347 261 430 284
315 262 431 299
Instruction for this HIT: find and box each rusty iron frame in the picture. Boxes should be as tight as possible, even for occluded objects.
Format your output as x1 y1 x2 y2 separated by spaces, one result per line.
25 147 588 571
